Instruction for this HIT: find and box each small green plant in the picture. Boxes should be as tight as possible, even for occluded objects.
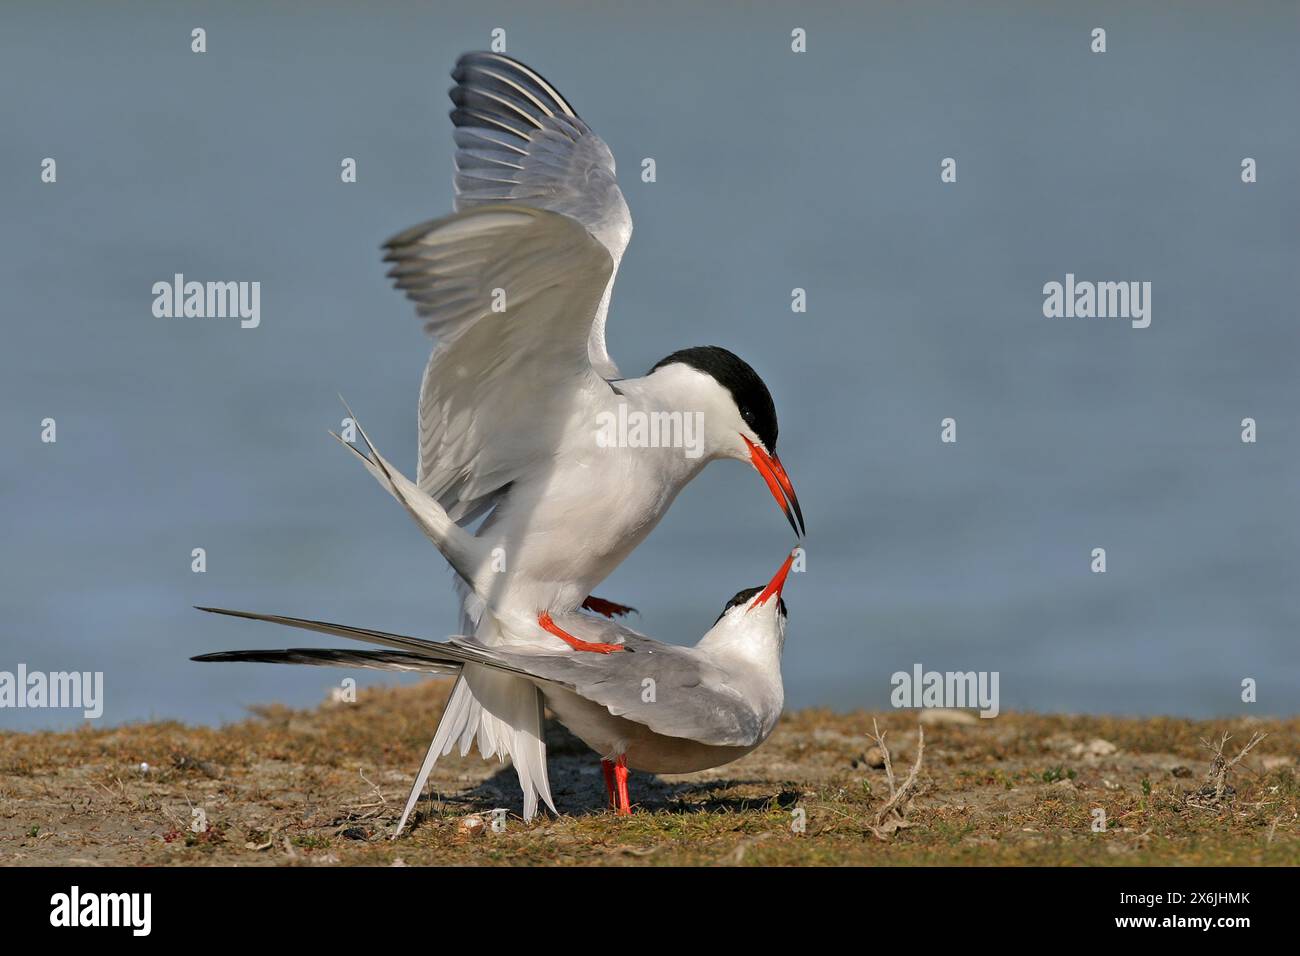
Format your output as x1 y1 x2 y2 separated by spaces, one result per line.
26 825 39 838
986 768 1015 790
1042 766 1077 783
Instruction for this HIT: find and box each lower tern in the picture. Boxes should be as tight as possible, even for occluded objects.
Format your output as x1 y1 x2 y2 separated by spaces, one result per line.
193 552 793 821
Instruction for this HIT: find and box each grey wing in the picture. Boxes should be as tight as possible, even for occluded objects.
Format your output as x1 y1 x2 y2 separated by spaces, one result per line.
193 606 556 683
382 205 614 513
193 648 458 675
494 638 767 749
193 607 763 748
392 52 633 539
450 50 632 379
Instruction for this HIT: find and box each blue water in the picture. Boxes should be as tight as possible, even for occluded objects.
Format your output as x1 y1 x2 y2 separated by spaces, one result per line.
2 1 1298 730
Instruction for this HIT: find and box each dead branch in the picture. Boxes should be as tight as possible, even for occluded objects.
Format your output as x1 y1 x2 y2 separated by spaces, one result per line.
1187 729 1268 808
865 721 925 839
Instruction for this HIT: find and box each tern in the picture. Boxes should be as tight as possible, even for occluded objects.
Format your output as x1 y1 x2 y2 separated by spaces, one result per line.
371 52 806 821
194 551 795 821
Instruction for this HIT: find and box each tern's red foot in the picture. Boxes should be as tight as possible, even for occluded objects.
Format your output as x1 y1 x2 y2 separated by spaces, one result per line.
614 755 632 816
582 596 638 618
601 759 617 809
539 611 627 654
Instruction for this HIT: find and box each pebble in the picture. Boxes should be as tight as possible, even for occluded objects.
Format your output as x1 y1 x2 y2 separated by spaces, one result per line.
1069 738 1117 758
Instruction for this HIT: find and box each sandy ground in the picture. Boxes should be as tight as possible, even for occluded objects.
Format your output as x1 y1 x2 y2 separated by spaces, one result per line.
1 681 1296 866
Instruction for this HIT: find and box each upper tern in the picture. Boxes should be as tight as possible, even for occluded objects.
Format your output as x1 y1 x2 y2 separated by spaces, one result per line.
371 52 805 821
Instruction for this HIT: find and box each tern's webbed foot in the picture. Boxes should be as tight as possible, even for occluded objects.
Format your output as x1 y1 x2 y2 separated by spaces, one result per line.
538 611 628 654
582 595 638 618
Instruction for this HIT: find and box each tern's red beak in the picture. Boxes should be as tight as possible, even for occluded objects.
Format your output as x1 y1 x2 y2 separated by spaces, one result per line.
743 436 805 537
752 548 798 610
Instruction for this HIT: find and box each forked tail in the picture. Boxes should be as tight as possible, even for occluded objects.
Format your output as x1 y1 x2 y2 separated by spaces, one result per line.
331 401 487 598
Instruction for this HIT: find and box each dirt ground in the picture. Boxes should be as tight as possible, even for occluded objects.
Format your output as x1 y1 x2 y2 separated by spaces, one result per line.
2 680 1296 866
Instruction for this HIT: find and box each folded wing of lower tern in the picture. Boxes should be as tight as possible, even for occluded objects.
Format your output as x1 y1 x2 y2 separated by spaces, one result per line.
193 609 763 750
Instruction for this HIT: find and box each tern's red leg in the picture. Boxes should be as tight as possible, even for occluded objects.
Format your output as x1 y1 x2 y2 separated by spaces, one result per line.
601 759 617 809
538 611 626 654
614 755 632 816
582 596 638 618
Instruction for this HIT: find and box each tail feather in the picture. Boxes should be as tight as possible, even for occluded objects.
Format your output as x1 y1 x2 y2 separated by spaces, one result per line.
459 591 556 819
461 665 556 819
393 669 555 836
322 402 559 832
394 674 478 836
194 605 519 671
191 604 558 833
332 402 484 595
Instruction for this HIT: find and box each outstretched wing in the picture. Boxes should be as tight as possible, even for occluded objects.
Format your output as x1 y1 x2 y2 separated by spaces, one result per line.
449 50 631 378
384 204 614 515
386 53 633 522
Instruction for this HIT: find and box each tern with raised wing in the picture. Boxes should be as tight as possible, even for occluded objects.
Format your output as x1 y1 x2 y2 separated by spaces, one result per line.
370 52 805 822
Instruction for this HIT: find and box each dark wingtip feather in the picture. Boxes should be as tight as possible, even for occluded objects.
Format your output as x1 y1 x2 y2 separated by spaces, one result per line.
448 51 579 123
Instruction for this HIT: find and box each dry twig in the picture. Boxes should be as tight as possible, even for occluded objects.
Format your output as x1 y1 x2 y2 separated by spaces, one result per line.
1186 730 1267 808
864 720 925 839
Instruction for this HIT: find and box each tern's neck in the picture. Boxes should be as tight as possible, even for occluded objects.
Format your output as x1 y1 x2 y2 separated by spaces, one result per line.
696 619 785 671
605 375 723 475
696 618 786 730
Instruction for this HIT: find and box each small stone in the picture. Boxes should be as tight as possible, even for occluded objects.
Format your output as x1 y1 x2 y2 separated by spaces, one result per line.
1070 738 1117 758
458 815 487 838
1171 765 1193 778
341 827 369 841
